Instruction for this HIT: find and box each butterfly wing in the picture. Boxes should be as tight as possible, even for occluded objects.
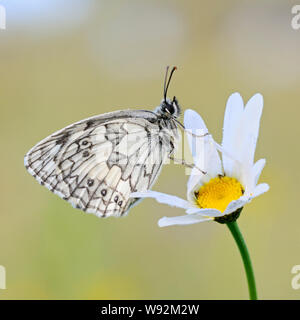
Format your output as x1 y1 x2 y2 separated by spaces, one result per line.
24 110 175 217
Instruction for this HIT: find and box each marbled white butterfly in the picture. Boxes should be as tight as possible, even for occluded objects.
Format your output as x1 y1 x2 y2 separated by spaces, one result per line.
24 67 182 217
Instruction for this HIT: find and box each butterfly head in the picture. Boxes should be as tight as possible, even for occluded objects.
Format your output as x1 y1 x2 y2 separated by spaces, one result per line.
155 66 181 119
157 96 181 119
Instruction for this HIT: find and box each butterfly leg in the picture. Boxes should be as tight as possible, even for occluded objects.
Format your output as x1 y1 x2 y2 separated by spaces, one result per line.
168 155 207 175
185 131 210 139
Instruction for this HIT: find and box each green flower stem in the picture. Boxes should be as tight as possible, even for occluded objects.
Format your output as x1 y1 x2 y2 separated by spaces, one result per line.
226 221 257 300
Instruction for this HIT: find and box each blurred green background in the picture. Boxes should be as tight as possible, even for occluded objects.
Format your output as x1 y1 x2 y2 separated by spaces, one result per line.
0 0 299 299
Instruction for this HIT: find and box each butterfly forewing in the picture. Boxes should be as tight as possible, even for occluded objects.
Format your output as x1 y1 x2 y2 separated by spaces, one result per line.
24 110 178 217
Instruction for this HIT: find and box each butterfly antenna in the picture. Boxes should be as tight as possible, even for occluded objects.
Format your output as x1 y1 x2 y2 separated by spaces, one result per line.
163 66 169 101
164 66 177 101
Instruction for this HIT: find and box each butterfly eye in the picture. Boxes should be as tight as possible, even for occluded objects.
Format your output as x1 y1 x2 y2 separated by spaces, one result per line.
166 103 175 115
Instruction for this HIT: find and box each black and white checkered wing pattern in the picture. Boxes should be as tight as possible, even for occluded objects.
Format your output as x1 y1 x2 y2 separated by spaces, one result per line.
24 111 176 217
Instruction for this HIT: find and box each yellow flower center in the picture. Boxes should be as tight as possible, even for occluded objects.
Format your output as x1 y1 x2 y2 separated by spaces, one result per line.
195 176 244 212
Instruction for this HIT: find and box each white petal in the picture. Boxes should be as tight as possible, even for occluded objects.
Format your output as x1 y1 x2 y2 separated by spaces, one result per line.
241 167 256 197
223 196 249 215
186 170 203 202
222 93 244 177
237 93 264 169
184 110 222 196
223 182 269 216
253 158 266 185
130 191 191 210
184 109 208 132
222 93 264 184
186 207 223 217
184 109 209 164
158 214 212 227
251 183 269 198
186 137 223 200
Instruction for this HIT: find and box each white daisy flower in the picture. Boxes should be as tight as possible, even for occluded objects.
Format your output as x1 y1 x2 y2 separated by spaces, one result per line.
131 92 269 227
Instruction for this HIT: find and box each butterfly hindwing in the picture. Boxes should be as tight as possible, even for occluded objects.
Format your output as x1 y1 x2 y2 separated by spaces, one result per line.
24 110 176 217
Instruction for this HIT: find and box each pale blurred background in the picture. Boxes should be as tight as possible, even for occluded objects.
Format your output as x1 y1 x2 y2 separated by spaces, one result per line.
0 0 299 299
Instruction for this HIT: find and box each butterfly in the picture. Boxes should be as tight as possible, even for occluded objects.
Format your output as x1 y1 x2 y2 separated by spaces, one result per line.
24 67 183 218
